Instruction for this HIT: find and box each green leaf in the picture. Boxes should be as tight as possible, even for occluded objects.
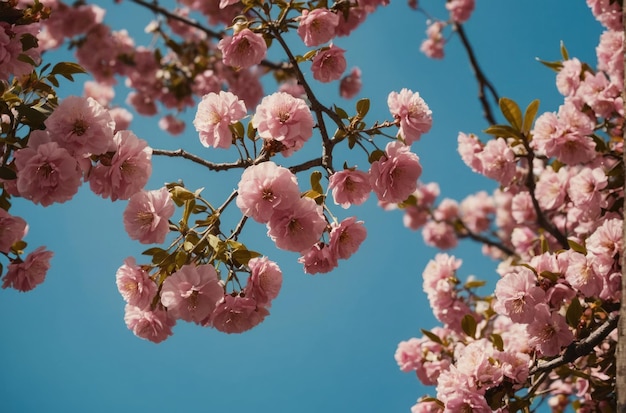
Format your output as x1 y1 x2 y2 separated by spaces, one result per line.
566 298 584 328
539 271 560 282
170 186 195 206
231 248 261 266
464 280 487 289
499 97 522 131
490 334 504 351
420 329 443 345
522 99 540 135
368 149 385 163
536 58 563 72
50 62 86 79
483 124 522 139
175 250 188 269
142 247 167 256
560 40 569 60
461 314 477 338
333 105 349 119
229 121 245 139
567 239 587 255
0 166 16 180
355 98 370 118
310 170 323 194
246 122 257 141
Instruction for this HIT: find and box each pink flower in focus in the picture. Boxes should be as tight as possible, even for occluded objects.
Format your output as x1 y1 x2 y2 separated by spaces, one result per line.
297 9 340 47
298 243 338 274
556 58 583 96
559 250 602 297
445 0 475 23
14 142 82 206
267 197 326 253
586 217 622 274
193 91 247 149
476 138 516 186
123 187 175 244
527 303 574 356
339 67 362 99
535 167 568 210
88 130 153 201
158 115 186 136
457 132 483 172
124 304 175 343
311 44 347 83
218 28 267 69
252 92 314 156
369 141 422 203
567 166 607 210
388 88 432 144
0 209 28 254
328 169 371 208
116 257 157 309
596 30 623 87
1 247 53 292
45 96 115 157
245 257 282 307
586 0 622 30
236 161 301 223
329 217 367 259
210 295 269 333
494 267 545 324
395 338 423 372
160 263 224 324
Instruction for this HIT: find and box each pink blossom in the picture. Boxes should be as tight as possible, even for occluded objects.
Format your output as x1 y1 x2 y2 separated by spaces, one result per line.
14 142 82 206
88 130 153 201
83 81 114 107
123 187 175 244
335 5 367 37
252 92 314 156
126 92 158 116
193 91 247 149
0 22 41 81
527 303 574 356
245 257 282 307
494 267 546 324
328 217 367 259
297 9 340 47
218 28 267 69
158 115 186 136
422 221 457 250
160 263 224 324
115 257 157 309
109 107 133 132
596 30 623 87
124 304 175 343
328 169 371 208
395 338 423 372
576 71 620 118
1 247 53 292
210 295 269 333
369 141 422 203
420 21 445 59
457 132 483 172
311 44 347 83
278 79 306 98
0 209 28 254
586 0 622 30
558 250 602 297
432 198 459 222
511 191 536 224
556 58 583 96
387 88 432 144
339 67 362 99
445 0 475 23
267 197 326 253
45 3 105 40
298 243 338 274
535 167 568 210
586 217 622 274
224 67 264 109
567 166 607 209
236 161 301 224
422 253 462 296
44 96 115 157
476 138 516 185
459 191 494 233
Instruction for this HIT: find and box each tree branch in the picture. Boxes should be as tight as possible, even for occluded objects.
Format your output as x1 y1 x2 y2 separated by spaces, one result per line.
152 148 252 171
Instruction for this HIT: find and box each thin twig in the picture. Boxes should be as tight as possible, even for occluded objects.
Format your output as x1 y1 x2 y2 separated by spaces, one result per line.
152 148 252 171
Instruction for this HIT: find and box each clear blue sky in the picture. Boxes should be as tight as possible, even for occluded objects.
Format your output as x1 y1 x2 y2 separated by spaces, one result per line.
0 1 604 412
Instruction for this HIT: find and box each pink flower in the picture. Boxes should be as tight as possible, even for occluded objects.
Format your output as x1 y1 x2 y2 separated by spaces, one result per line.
14 142 82 206
88 130 153 201
236 161 301 224
83 80 114 107
328 169 371 208
445 0 475 23
494 267 546 324
388 89 432 144
1 246 53 292
44 96 115 157
252 92 314 156
422 221 457 250
210 295 269 333
245 257 282 307
267 197 326 253
109 107 133 132
559 250 602 297
124 304 175 343
123 187 175 244
160 263 224 324
218 28 267 69
596 30 623 87
298 243 338 274
457 132 483 172
311 44 347 83
476 138 516 185
158 115 186 136
115 257 157 309
297 9 340 47
420 21 445 59
586 0 622 30
224 67 264 109
193 91 247 149
556 58 583 96
395 338 423 372
586 217 622 274
0 209 28 254
527 303 574 356
328 217 367 259
339 67 362 99
369 141 422 203
535 167 568 210
0 22 41 81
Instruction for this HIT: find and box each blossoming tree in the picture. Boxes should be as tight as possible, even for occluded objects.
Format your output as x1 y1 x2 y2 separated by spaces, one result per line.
0 0 623 411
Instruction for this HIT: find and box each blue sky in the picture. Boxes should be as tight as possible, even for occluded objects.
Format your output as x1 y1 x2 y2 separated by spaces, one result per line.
0 1 604 412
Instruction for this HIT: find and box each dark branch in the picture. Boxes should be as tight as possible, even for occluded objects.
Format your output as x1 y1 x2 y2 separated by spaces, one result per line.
152 148 252 171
